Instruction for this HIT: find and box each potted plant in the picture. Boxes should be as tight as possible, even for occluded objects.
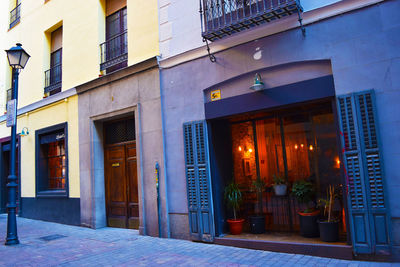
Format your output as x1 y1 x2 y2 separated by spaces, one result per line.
318 185 339 242
249 178 266 234
272 174 287 196
292 180 320 237
224 181 244 235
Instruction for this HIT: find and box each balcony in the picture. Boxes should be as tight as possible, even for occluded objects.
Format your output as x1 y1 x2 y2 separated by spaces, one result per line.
100 31 128 71
44 64 62 95
9 4 21 29
201 0 302 41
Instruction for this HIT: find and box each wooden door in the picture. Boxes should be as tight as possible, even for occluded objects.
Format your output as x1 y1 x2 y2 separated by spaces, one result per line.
105 141 139 229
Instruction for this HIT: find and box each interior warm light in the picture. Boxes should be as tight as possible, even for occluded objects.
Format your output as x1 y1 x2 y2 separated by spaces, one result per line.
294 144 298 149
335 157 341 168
309 145 314 151
248 148 253 153
300 144 304 148
238 146 242 152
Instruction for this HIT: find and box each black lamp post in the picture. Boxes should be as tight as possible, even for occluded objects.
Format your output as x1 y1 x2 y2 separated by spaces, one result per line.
4 43 30 245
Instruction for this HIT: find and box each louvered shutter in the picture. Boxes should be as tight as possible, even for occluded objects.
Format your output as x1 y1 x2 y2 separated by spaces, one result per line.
337 90 392 255
183 121 215 242
354 91 392 254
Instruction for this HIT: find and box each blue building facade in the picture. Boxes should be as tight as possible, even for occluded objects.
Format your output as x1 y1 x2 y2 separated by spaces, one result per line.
159 0 400 261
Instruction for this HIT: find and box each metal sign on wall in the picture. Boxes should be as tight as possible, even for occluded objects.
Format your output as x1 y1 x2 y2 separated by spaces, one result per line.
6 99 17 127
211 90 221 101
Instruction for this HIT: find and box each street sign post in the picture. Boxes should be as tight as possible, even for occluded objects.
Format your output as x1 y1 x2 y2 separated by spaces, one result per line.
6 99 17 127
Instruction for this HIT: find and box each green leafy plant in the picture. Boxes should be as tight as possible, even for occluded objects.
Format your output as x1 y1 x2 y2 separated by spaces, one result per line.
318 185 338 222
251 178 266 215
292 180 315 213
272 174 286 186
224 181 242 220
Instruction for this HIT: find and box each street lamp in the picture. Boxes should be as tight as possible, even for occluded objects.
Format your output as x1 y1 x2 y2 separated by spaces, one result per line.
4 43 30 245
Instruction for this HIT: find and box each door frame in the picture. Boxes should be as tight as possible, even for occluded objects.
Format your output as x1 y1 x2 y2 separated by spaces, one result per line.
0 136 21 214
87 106 145 231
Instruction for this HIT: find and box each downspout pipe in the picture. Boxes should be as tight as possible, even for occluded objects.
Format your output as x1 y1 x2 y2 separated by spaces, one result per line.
137 103 147 235
157 55 171 238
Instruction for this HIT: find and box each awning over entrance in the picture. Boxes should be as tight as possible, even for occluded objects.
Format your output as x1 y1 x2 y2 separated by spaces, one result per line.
204 75 335 120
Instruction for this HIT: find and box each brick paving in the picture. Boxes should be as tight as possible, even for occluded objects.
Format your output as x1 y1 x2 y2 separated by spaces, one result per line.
0 215 397 267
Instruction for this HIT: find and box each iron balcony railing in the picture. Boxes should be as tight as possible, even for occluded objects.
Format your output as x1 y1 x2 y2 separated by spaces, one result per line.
200 0 302 41
44 64 62 94
9 4 21 29
100 31 128 71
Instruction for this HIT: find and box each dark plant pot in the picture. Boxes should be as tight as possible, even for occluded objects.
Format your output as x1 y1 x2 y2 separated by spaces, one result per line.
298 210 320 238
319 220 339 242
227 219 245 235
273 184 287 196
250 215 265 234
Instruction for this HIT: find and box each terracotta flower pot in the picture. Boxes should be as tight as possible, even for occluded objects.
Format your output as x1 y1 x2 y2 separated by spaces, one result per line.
227 219 245 235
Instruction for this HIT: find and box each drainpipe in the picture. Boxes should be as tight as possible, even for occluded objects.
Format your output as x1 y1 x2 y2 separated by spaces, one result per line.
137 103 147 235
157 55 171 238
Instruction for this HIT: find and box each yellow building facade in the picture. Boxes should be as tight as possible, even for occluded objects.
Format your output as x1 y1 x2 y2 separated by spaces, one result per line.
0 0 159 225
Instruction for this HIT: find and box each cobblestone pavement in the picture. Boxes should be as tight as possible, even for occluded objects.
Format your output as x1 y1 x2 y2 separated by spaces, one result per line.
0 215 398 267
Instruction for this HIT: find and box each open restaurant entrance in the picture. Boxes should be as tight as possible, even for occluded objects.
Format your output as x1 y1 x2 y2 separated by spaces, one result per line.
213 101 348 244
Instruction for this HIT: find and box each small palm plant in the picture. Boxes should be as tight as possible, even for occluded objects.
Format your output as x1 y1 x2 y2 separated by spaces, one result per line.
224 181 242 220
318 185 338 222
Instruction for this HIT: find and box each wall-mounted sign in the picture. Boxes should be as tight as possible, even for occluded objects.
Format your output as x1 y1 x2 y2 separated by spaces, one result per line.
211 90 221 101
112 163 120 167
6 99 17 127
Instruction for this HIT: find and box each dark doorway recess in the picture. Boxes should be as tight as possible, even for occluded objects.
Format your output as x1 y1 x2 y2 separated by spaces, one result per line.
0 138 20 214
104 117 139 229
209 100 349 245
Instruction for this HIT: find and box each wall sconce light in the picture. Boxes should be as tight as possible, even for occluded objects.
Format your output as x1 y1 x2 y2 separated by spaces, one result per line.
249 73 265 91
294 144 298 150
20 127 29 137
335 157 341 169
309 145 314 151
238 145 253 153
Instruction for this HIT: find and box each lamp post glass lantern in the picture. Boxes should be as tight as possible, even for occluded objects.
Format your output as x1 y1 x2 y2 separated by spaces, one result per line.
4 43 30 245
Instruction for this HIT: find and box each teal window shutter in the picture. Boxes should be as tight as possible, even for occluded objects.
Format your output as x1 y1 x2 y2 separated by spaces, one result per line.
354 91 392 255
183 121 215 242
337 90 392 255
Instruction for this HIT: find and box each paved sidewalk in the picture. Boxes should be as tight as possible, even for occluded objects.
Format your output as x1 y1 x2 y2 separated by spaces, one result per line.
0 215 397 267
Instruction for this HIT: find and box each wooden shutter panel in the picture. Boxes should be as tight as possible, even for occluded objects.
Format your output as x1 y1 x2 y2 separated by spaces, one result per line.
183 121 214 242
337 90 392 255
337 94 372 254
354 91 392 254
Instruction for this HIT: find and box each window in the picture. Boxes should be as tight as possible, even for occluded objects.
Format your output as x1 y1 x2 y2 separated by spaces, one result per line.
44 27 62 95
5 69 16 111
36 123 68 197
100 1 127 72
9 0 21 29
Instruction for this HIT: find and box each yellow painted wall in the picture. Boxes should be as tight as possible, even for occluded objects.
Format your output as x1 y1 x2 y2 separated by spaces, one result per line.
0 0 159 199
127 0 159 65
2 0 159 109
0 96 80 198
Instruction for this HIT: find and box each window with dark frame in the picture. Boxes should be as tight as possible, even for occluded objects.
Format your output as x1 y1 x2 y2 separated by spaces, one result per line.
9 0 21 29
36 123 68 197
100 5 127 72
44 27 62 95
